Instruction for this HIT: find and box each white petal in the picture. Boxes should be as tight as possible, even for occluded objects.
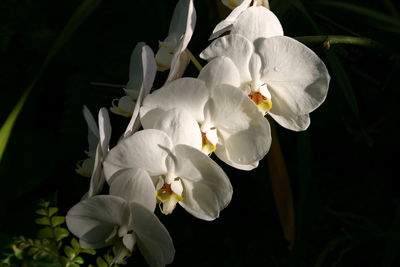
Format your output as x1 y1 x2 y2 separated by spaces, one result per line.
231 6 283 42
174 144 232 220
109 168 156 212
148 108 202 150
66 195 130 249
83 106 99 152
140 78 209 123
198 57 241 89
168 0 196 46
130 202 175 267
98 108 111 156
87 145 105 197
200 34 253 83
110 96 136 117
213 147 259 170
104 129 172 178
122 233 136 252
210 84 272 166
255 36 330 130
124 44 157 138
166 47 191 82
126 43 157 93
210 0 252 39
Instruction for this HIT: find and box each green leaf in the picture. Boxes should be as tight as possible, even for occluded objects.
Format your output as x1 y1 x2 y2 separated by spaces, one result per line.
104 254 113 264
81 248 96 255
71 238 80 252
51 216 65 227
325 50 360 118
68 263 80 267
48 207 58 217
37 227 54 239
35 217 51 226
0 0 103 163
96 256 108 267
35 208 48 216
319 1 400 33
54 227 70 241
39 200 50 209
64 246 76 260
28 247 39 256
74 256 84 264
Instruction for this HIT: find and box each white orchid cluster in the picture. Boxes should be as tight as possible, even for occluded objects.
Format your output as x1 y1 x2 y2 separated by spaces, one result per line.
69 0 330 266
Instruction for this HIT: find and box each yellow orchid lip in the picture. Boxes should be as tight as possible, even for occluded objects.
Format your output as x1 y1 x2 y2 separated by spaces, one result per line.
248 92 272 115
156 183 184 203
201 131 217 155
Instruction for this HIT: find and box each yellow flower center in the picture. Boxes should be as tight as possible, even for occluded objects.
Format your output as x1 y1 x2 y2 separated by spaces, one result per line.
201 132 217 155
156 183 183 215
248 92 272 116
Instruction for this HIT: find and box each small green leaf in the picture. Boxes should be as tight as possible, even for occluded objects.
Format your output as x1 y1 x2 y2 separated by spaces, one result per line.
51 216 65 227
37 227 54 239
71 238 80 252
96 257 108 267
35 217 51 226
54 227 69 241
64 246 76 260
28 247 39 255
35 208 48 216
39 200 51 209
48 207 58 217
74 256 84 264
104 254 113 264
81 248 96 255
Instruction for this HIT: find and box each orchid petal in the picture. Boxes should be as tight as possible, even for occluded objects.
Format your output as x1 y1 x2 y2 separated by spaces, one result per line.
124 44 157 138
104 129 172 178
198 57 241 88
231 6 283 42
141 78 209 123
174 144 232 220
214 146 259 170
83 105 99 152
166 47 191 82
98 108 111 156
110 96 135 117
87 144 105 197
200 34 253 83
109 168 156 212
255 36 330 130
210 0 252 39
130 202 175 267
149 108 202 150
66 195 130 249
209 84 271 166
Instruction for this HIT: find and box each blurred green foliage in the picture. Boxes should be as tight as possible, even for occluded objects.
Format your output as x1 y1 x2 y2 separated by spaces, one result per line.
0 0 399 266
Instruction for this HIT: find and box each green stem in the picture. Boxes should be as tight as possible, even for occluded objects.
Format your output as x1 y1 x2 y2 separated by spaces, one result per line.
294 35 378 49
185 49 203 71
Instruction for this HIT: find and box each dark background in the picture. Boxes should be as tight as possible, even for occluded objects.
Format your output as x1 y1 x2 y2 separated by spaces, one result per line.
0 0 399 266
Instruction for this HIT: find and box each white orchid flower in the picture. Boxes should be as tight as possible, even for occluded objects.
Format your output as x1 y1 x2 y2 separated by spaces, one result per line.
210 1 278 40
75 106 111 197
103 129 232 220
140 76 271 170
201 12 330 131
110 43 157 133
155 0 196 82
66 195 175 267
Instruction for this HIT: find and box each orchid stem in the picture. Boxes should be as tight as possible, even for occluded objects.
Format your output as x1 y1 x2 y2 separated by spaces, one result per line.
267 119 295 250
294 35 378 49
186 49 203 71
